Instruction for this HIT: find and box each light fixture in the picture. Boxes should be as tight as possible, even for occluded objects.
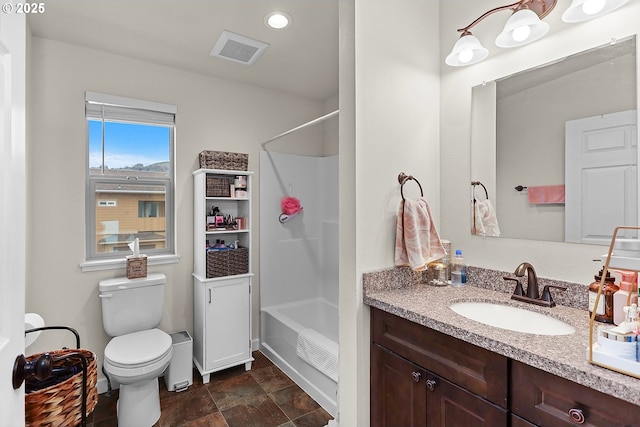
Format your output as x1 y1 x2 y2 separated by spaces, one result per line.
495 8 549 47
561 0 628 23
445 0 628 67
445 33 489 66
264 11 291 29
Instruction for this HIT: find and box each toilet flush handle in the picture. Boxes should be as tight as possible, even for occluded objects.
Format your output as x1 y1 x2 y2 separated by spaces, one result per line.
99 293 113 298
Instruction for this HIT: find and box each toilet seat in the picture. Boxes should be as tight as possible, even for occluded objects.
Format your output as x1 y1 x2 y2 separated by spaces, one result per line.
105 328 172 369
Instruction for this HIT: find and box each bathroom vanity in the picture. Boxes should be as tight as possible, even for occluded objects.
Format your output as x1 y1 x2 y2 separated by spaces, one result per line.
364 270 640 427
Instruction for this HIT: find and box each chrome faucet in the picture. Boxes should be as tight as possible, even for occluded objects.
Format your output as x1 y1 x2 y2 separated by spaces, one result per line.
514 262 539 299
505 262 566 308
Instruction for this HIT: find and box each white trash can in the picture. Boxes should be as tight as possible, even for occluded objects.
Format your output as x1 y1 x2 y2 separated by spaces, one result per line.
165 330 193 392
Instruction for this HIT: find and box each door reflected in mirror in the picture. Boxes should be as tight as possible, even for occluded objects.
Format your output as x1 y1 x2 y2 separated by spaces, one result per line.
471 36 637 244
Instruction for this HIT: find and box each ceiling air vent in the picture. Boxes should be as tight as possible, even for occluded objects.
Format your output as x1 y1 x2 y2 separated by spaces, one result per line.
210 30 270 66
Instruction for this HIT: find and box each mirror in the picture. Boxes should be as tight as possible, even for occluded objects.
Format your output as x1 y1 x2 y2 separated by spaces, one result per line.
471 36 637 244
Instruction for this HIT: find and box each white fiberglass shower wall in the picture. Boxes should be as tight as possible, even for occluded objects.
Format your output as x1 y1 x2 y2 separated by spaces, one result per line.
259 151 338 416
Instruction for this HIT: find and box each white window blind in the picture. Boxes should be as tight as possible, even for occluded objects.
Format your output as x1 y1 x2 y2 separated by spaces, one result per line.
85 91 176 125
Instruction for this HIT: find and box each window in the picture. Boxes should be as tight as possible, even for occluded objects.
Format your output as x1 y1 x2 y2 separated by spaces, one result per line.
85 92 176 263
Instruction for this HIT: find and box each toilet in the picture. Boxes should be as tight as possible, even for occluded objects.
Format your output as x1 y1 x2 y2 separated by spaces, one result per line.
99 273 172 427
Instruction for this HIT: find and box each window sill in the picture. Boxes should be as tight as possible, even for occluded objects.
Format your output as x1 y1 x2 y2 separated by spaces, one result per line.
80 254 180 272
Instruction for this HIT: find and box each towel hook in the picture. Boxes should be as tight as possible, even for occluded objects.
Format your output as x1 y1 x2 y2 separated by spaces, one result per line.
398 172 423 201
471 181 489 200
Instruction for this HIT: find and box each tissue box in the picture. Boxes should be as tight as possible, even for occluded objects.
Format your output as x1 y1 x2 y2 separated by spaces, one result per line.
126 255 147 279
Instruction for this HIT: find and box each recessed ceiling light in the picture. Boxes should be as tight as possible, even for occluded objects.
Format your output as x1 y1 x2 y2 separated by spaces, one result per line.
264 11 291 29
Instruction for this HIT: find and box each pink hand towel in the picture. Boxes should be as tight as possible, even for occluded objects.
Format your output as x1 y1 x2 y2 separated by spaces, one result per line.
528 185 565 204
472 199 501 237
395 198 446 271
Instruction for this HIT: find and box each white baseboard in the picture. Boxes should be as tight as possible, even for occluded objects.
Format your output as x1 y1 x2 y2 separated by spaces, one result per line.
252 338 260 352
97 377 111 394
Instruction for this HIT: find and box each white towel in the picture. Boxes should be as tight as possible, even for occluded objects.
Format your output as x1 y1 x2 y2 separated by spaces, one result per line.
472 199 501 237
395 198 446 271
296 328 339 382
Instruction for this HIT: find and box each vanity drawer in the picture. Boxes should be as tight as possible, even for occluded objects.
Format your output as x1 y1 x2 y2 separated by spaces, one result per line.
371 307 508 408
512 360 639 427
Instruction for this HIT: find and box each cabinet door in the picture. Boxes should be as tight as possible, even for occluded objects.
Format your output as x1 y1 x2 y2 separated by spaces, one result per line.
512 360 639 427
205 277 251 371
371 308 507 408
425 371 508 427
371 344 427 427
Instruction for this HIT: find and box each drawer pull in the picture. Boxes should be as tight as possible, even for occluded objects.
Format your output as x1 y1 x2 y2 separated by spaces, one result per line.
426 379 436 391
411 371 421 382
568 408 585 424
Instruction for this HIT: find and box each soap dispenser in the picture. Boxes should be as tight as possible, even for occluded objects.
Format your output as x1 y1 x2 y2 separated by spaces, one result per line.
613 270 638 325
588 267 618 324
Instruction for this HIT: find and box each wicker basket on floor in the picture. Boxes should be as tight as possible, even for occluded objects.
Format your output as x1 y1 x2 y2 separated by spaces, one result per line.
25 348 98 427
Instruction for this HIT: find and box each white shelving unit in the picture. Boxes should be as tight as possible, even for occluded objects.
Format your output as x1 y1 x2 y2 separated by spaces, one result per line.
192 168 254 384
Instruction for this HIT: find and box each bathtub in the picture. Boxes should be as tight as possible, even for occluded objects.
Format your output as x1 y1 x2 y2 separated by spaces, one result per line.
260 297 338 417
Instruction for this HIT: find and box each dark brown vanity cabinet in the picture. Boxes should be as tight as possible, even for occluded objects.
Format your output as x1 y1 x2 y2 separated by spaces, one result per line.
371 344 427 427
371 308 508 427
512 361 640 427
371 307 640 427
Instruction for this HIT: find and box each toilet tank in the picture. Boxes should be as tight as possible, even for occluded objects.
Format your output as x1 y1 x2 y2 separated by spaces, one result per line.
99 273 166 337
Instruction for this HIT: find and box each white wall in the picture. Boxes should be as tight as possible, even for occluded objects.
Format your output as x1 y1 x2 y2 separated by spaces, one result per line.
26 37 327 383
440 1 640 283
339 1 441 425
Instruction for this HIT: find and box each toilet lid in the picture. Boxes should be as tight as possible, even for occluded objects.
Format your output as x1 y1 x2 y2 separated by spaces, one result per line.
105 329 172 368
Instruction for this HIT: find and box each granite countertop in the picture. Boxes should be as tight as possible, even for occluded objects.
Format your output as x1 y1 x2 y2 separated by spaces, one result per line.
363 268 640 406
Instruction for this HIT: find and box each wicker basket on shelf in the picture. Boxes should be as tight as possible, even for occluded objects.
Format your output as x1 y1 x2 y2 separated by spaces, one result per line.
199 151 248 171
206 176 231 197
207 247 249 278
25 348 98 427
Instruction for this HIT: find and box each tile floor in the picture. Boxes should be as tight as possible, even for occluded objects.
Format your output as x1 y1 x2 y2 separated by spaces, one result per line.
87 351 334 427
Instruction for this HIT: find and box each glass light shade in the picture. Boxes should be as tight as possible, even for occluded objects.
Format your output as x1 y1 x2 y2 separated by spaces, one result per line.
264 11 291 29
562 0 628 22
495 9 550 48
445 34 489 67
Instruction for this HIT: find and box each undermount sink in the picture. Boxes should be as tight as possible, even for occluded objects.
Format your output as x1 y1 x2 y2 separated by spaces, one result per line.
449 301 576 336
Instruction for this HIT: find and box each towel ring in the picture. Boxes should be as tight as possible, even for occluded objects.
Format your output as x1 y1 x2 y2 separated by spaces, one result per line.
471 181 489 200
398 172 423 201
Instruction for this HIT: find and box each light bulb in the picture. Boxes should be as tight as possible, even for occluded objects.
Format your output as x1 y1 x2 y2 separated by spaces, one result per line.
458 49 474 64
582 0 606 15
268 14 288 28
512 25 531 42
265 11 291 29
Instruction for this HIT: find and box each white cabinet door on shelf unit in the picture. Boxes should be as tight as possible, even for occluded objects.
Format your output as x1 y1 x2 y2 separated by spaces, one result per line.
204 277 252 371
192 276 253 383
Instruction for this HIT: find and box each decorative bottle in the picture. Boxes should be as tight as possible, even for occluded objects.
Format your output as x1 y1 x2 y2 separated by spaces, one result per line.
613 270 638 325
588 268 618 323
